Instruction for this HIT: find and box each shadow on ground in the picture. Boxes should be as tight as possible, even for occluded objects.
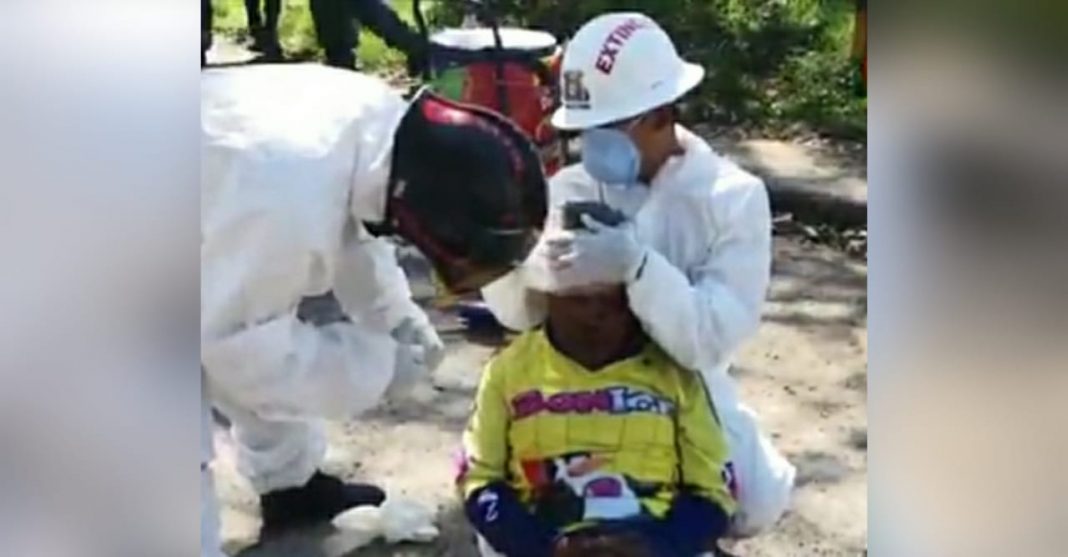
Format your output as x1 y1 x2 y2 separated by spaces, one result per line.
764 238 867 345
362 382 476 434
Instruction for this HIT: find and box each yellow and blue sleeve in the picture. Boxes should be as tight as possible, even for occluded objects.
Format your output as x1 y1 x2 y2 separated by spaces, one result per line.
676 371 736 515
458 356 511 498
458 339 558 557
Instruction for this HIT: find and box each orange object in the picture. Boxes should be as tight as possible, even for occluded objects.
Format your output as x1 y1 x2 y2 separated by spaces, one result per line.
459 58 563 176
429 29 565 176
853 0 867 87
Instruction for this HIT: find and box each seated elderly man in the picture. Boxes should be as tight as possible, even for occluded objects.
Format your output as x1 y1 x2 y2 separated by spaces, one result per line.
457 206 735 557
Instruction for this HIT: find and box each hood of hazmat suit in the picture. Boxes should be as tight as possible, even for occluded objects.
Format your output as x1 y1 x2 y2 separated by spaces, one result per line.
201 64 420 422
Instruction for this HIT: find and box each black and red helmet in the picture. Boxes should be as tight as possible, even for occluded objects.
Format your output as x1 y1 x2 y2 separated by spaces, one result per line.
386 88 547 294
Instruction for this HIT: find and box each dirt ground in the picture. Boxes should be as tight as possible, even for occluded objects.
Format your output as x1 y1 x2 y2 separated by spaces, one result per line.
212 234 868 557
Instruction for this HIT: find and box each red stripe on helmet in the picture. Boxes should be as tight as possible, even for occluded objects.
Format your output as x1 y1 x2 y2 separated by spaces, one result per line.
419 94 528 192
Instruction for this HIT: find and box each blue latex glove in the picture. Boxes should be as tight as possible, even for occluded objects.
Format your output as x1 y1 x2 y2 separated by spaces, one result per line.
548 215 647 285
455 302 504 331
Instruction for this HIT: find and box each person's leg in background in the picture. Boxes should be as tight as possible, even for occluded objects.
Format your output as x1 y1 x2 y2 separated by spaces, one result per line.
201 0 212 67
348 0 429 75
244 0 264 48
263 0 283 56
248 0 283 58
310 0 358 69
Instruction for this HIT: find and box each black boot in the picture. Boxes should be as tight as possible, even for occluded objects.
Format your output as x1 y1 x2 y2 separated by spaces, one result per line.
258 28 284 62
323 48 357 71
260 471 385 535
248 26 268 52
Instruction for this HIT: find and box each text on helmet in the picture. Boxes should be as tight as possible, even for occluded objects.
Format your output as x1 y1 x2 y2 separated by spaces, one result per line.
594 17 649 75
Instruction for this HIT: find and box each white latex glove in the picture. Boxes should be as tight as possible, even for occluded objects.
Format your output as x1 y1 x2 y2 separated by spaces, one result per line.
379 497 440 543
391 315 446 372
332 494 439 547
384 341 429 401
548 215 647 284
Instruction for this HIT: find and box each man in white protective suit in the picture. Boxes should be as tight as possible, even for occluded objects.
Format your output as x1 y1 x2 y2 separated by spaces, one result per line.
481 13 796 538
201 64 547 556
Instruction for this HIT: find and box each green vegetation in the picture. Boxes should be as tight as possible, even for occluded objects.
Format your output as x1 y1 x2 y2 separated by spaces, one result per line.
211 0 866 139
431 0 867 140
210 0 414 71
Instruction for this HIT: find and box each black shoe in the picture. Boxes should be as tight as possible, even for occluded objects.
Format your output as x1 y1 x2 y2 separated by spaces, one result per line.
248 27 280 53
260 472 385 535
404 39 430 79
323 49 357 71
259 42 284 62
201 31 212 67
249 29 283 61
246 26 263 51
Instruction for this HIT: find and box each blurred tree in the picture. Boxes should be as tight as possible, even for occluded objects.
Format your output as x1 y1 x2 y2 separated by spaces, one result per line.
430 0 866 139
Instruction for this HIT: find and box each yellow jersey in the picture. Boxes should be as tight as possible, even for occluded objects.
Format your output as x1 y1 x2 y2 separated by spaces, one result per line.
458 329 736 531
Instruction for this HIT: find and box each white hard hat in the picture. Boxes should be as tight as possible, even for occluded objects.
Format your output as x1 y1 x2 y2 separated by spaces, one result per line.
551 12 705 130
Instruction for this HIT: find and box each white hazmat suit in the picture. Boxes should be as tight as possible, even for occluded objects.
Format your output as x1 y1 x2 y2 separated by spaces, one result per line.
200 65 438 554
483 125 796 537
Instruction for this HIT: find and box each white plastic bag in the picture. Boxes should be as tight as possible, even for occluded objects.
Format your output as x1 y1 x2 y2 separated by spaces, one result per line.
380 497 440 543
718 402 796 538
331 494 440 547
331 505 382 549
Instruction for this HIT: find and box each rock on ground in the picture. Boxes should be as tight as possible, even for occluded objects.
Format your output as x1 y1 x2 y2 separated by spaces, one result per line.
211 236 868 557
